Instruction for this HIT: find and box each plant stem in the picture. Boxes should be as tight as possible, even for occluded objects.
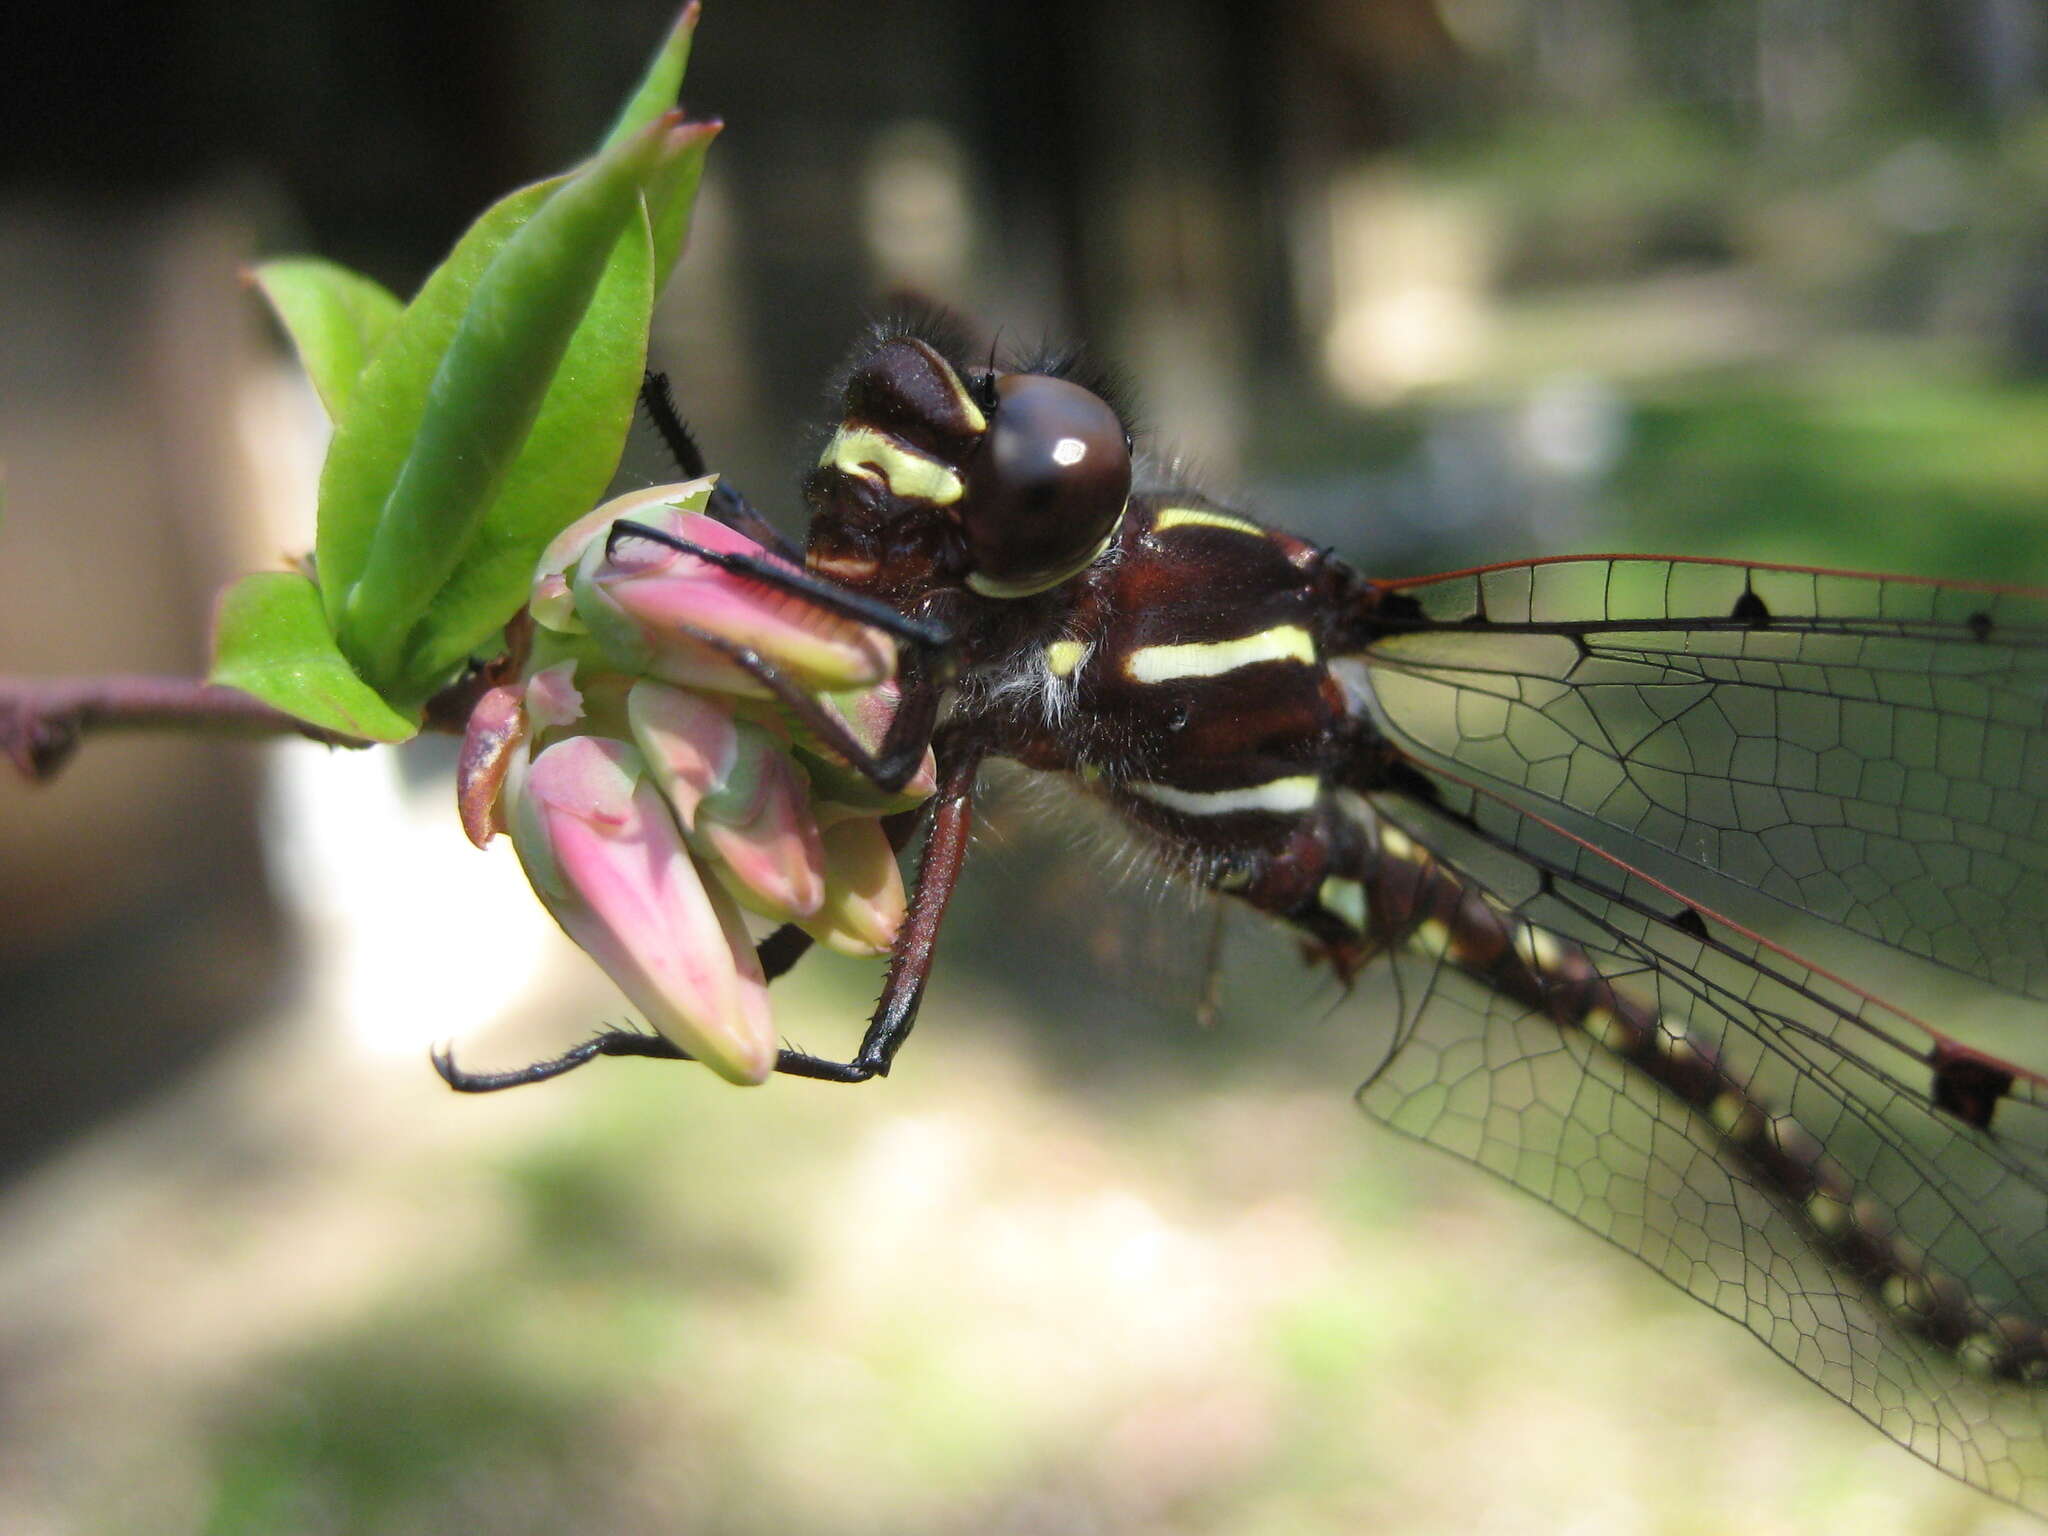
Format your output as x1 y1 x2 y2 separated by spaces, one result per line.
0 676 372 782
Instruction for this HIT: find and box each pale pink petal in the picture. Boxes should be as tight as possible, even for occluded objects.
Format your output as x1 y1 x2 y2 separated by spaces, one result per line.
510 735 775 1085
625 678 740 831
697 731 827 920
534 480 718 589
522 660 585 733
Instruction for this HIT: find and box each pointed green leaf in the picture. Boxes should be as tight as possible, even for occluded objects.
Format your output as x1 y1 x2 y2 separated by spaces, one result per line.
324 116 677 695
599 4 714 298
647 119 719 296
208 571 416 742
312 177 554 635
248 258 403 421
396 208 655 689
600 2 699 152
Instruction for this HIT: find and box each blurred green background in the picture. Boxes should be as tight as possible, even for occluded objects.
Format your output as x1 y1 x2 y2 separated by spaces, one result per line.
3 2 2047 1531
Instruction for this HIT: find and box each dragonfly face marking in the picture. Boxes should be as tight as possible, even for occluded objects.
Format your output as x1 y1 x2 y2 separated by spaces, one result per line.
817 425 965 507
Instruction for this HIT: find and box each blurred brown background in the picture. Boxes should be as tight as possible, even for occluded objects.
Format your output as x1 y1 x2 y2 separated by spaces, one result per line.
3 1 2047 1531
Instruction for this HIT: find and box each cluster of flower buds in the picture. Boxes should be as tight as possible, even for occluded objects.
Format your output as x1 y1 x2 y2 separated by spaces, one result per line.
457 480 936 1085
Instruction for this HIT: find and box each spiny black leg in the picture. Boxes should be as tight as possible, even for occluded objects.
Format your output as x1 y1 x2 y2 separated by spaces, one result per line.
641 370 708 477
640 371 801 559
768 741 983 1081
756 923 814 981
432 1026 888 1091
708 482 799 562
433 1029 689 1093
605 520 955 791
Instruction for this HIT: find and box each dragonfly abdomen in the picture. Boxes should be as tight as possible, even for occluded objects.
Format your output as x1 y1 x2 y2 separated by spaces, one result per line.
1338 799 2048 1387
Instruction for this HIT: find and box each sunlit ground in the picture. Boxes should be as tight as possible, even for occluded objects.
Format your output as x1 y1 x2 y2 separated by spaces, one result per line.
2 730 2040 1536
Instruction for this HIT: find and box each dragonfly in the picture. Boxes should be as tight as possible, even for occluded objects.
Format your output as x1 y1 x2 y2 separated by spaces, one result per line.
438 306 2048 1512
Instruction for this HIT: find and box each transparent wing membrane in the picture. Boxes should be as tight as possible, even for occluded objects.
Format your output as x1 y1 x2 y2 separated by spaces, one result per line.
1363 557 2048 1000
1356 780 2048 1507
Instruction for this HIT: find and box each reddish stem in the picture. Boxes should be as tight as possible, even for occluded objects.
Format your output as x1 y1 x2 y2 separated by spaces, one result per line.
0 675 372 782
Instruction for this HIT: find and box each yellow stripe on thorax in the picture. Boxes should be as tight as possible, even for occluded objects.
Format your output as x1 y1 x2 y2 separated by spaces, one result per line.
1128 775 1321 817
1044 640 1089 678
1125 624 1315 684
820 426 964 506
1153 506 1264 535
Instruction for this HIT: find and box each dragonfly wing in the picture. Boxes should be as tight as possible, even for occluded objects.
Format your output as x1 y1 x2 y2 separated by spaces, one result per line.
1356 782 2048 1509
1359 558 2048 999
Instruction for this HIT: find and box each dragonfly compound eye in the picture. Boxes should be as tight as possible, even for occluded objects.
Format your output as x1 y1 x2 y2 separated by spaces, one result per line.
960 373 1131 598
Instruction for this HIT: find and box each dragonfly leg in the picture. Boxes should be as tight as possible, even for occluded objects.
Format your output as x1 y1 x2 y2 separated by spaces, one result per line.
433 1028 690 1092
768 741 983 1081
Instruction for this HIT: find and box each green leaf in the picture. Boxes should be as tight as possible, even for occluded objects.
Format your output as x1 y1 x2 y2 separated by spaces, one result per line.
322 116 676 697
397 210 655 688
312 178 552 638
595 4 715 296
646 120 720 297
248 258 402 421
208 571 416 742
600 2 700 153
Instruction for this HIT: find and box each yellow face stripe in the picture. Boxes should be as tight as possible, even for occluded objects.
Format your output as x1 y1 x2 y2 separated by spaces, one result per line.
820 427 964 506
1154 506 1264 535
1129 775 1321 817
1124 624 1315 684
1044 640 1088 678
936 364 988 435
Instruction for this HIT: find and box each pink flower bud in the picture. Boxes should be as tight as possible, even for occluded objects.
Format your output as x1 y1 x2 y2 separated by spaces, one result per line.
522 660 586 733
530 481 718 634
626 680 826 920
570 502 893 695
801 816 909 956
795 678 940 816
509 733 775 1085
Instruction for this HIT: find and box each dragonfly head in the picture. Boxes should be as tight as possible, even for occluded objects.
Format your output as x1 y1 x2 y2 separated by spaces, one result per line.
805 327 1132 607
